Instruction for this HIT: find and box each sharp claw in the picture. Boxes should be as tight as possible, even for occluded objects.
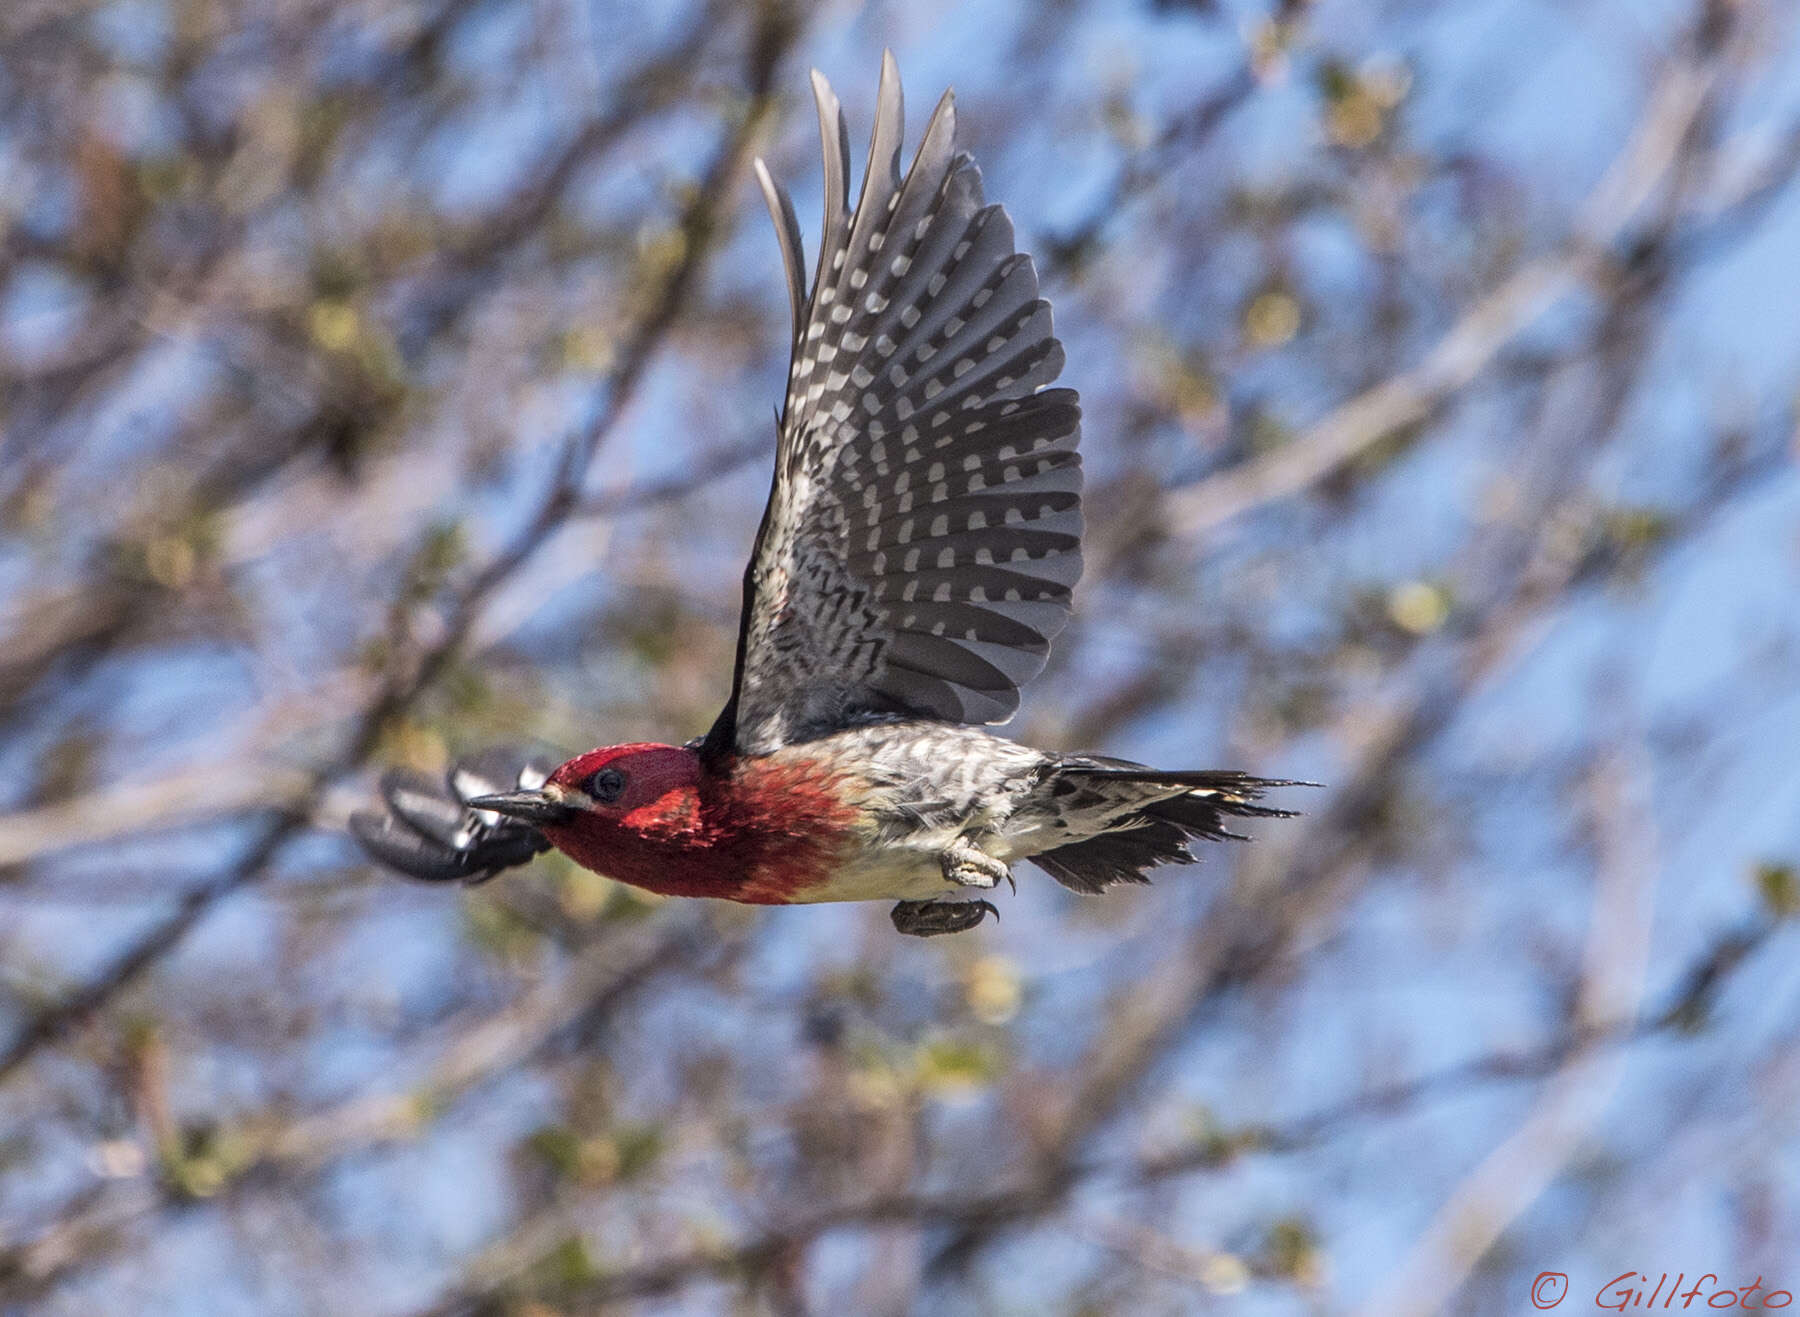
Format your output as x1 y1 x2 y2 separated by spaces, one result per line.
890 898 996 938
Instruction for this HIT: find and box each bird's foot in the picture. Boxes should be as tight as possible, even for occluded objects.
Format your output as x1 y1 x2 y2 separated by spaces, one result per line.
940 842 1014 893
890 898 998 938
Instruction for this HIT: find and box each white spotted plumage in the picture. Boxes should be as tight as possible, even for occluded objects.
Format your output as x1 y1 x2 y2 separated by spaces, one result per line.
761 721 1285 904
708 52 1083 761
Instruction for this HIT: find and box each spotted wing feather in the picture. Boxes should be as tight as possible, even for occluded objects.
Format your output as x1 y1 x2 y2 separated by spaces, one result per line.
710 54 1083 759
351 749 554 884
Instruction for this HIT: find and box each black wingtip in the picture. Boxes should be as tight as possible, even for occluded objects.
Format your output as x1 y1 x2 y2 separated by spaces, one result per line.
351 810 486 884
379 768 464 845
354 748 560 886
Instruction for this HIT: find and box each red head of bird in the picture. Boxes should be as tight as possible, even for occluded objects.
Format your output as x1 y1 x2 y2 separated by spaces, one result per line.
470 742 860 903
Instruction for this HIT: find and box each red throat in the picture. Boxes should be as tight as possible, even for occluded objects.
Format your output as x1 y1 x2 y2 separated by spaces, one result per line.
539 747 859 904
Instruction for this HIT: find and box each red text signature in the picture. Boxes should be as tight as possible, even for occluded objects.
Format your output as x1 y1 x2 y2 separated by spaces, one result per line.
1578 1273 1792 1310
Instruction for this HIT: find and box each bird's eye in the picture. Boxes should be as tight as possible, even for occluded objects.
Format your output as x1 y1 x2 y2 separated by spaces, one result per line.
586 767 627 804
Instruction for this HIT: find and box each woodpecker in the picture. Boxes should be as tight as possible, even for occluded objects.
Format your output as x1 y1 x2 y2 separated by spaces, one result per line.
353 56 1300 937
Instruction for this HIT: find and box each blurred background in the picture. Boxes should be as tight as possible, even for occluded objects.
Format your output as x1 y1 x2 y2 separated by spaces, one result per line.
4 0 1800 1311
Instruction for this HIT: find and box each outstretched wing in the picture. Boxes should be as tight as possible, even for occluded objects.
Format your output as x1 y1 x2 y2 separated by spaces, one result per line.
704 53 1083 762
351 749 554 884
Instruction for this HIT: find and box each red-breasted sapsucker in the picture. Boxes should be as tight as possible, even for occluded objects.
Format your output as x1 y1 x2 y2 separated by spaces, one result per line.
353 56 1300 936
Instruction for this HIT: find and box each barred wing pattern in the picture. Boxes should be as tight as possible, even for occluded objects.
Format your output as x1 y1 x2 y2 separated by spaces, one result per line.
710 55 1084 760
350 749 554 884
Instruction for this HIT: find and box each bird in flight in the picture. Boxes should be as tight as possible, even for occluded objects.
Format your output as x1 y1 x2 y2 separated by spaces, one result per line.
354 56 1298 936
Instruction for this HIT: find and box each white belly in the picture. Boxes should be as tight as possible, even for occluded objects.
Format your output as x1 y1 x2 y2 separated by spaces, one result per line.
787 849 961 904
789 828 1026 904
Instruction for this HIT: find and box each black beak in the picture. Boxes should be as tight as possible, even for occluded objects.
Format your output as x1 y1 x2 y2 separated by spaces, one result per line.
467 789 577 826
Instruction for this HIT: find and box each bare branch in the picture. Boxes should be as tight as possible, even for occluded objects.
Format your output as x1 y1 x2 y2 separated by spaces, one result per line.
0 6 802 1086
1167 19 1736 539
1355 736 1660 1317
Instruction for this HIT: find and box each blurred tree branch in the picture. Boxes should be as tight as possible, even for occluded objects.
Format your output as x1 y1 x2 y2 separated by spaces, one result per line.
1166 1 1744 539
1358 735 1661 1316
0 0 803 1084
405 910 1773 1314
4 909 737 1297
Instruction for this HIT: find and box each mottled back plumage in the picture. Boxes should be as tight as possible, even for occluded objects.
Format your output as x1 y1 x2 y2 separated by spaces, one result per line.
705 52 1083 761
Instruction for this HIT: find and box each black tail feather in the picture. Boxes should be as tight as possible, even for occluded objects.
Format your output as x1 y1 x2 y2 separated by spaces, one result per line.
1054 764 1312 793
1030 821 1191 894
1030 764 1308 896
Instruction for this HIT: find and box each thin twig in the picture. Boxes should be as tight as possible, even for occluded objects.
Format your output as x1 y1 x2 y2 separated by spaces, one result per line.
1353 735 1660 1317
1167 28 1732 539
0 10 797 1086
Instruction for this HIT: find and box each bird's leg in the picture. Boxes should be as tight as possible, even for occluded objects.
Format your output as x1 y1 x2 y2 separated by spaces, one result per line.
890 898 997 937
940 838 1014 893
895 838 1009 934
